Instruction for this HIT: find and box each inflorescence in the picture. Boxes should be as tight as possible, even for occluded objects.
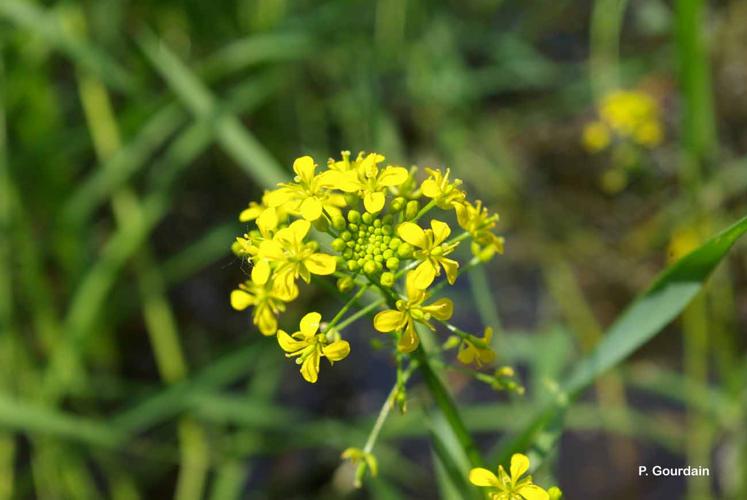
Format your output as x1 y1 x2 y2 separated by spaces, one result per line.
231 151 507 384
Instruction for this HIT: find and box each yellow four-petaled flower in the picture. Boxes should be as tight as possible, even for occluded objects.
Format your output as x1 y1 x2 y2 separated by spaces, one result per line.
469 453 550 500
277 312 351 383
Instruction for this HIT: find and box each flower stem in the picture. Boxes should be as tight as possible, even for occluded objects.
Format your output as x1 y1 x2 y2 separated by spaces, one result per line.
413 343 483 467
335 297 386 330
324 284 371 332
412 199 437 222
353 361 417 487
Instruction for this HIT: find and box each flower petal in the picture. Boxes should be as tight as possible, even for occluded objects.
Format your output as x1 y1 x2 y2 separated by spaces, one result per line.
323 340 350 361
239 205 261 222
468 468 500 487
277 329 306 353
256 207 278 232
258 240 285 260
410 261 436 290
299 312 322 337
516 484 550 500
230 290 255 310
373 310 406 332
364 191 386 213
377 166 408 186
318 170 360 192
255 306 278 335
510 453 530 481
457 343 477 365
440 257 459 284
430 219 451 244
421 178 441 198
300 350 320 383
264 187 296 207
305 253 337 275
423 297 453 320
287 219 311 242
397 222 427 248
251 259 271 285
293 156 316 184
299 196 323 221
397 322 419 353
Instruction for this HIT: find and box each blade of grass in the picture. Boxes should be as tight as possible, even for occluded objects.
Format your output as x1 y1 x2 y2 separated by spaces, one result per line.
137 30 286 187
0 0 133 92
495 214 747 464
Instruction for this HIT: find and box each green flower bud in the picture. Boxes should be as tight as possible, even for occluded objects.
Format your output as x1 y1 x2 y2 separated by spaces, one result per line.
373 219 382 228
306 241 319 252
390 196 405 212
337 276 355 293
405 200 420 220
331 238 346 252
348 223 358 231
347 260 360 272
388 237 401 250
341 231 352 241
362 212 373 224
382 249 394 259
374 254 384 263
397 242 413 258
363 260 378 275
382 224 392 235
343 248 353 259
332 215 346 231
346 240 355 248
380 272 395 287
386 257 400 270
347 210 361 223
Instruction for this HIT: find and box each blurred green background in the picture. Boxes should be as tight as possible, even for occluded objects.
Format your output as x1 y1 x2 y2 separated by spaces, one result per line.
1 0 746 498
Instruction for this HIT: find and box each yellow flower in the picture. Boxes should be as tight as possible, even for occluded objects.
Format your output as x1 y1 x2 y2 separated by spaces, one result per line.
455 200 504 260
239 190 287 233
397 219 459 289
252 219 337 299
265 155 346 221
420 168 465 209
230 280 296 335
457 327 496 367
277 312 350 383
582 121 611 153
325 152 409 213
469 453 549 500
373 273 453 352
598 90 662 148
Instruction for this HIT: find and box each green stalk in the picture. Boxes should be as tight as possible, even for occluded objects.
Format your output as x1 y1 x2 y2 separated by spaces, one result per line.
412 345 482 467
73 21 208 497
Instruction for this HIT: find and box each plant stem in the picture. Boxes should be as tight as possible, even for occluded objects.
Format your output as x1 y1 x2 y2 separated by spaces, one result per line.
325 284 371 332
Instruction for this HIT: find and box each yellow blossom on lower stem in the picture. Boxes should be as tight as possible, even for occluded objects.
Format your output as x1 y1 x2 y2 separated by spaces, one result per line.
277 312 350 383
397 219 459 289
457 327 496 367
373 273 453 352
230 280 296 335
469 453 550 500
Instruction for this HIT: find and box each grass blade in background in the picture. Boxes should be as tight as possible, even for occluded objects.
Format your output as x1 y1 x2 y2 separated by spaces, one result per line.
497 214 747 464
137 30 286 188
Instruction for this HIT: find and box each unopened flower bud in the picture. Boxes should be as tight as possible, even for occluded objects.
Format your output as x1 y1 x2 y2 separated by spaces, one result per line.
405 200 419 219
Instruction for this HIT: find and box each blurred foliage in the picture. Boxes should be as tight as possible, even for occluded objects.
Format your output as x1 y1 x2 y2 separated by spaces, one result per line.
1 0 747 499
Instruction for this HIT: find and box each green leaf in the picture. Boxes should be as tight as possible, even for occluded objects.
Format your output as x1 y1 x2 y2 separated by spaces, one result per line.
137 30 287 189
497 214 747 463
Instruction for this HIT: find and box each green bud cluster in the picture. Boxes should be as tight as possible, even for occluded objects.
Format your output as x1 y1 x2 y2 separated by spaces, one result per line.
332 209 403 286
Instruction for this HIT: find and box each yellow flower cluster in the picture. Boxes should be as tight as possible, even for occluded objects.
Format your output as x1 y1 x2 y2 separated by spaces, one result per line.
469 453 562 500
582 89 663 153
231 152 505 383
